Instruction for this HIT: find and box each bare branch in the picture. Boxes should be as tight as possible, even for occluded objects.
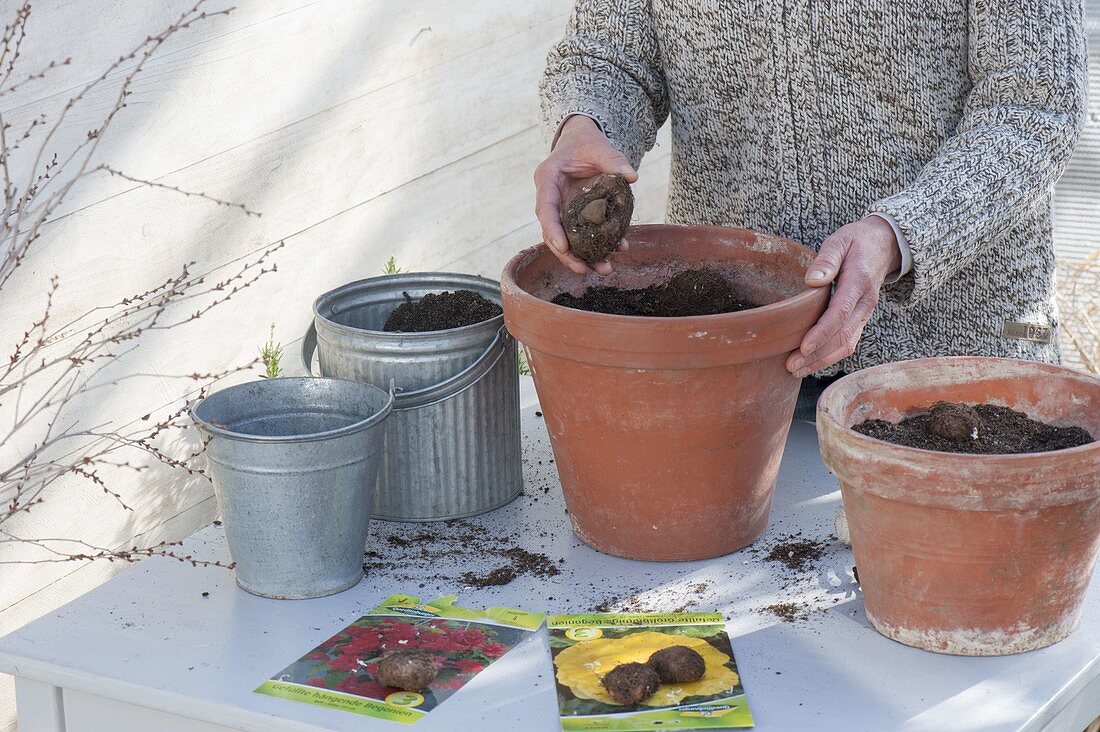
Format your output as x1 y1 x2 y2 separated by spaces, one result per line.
0 1 269 570
99 165 261 218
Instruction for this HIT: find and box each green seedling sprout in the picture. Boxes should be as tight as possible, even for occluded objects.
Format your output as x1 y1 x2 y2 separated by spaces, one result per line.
259 324 283 379
518 345 531 376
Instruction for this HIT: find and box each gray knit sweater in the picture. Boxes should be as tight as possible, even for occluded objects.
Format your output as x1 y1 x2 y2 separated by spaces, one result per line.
540 0 1089 374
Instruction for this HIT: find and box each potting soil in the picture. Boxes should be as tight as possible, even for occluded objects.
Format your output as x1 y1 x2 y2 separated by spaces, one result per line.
383 290 502 332
562 173 635 264
761 602 809 623
853 401 1094 454
551 268 756 317
763 536 827 572
364 523 563 589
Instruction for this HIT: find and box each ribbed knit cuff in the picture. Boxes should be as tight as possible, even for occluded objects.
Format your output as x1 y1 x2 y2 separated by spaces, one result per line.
540 73 654 168
550 113 602 149
866 212 913 284
868 193 948 307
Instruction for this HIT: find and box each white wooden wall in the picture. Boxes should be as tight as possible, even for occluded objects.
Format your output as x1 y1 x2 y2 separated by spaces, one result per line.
0 1 671 728
1 1 1097 729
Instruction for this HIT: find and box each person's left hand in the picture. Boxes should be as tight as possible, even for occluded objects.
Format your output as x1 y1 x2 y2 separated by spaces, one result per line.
786 216 901 377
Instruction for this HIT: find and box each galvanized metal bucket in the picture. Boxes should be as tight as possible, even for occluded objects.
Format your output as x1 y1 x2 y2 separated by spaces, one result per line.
191 377 393 599
302 273 522 521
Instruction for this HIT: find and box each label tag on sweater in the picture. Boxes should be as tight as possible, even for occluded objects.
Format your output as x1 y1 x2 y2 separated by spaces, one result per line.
1003 321 1053 344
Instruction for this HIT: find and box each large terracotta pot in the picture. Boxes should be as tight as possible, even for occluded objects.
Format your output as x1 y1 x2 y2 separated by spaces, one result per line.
500 224 829 561
818 357 1100 655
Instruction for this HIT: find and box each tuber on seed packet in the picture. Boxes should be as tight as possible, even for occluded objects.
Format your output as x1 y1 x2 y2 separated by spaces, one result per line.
548 612 754 730
255 593 544 725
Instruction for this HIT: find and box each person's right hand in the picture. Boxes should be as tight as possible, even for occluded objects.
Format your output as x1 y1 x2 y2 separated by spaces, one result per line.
534 115 638 275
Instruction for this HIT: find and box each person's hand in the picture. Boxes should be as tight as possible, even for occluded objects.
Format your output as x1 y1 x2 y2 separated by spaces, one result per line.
534 115 637 275
786 217 902 377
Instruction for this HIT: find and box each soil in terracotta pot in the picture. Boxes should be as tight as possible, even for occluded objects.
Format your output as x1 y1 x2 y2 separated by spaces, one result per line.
562 174 635 264
853 401 1094 455
551 268 756 317
383 290 502 332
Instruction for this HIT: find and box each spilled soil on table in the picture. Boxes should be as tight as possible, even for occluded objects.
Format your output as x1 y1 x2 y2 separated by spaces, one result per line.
763 536 827 572
365 521 561 589
761 602 810 623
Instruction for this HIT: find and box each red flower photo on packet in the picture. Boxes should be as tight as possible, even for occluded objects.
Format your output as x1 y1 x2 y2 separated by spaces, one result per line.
256 594 544 723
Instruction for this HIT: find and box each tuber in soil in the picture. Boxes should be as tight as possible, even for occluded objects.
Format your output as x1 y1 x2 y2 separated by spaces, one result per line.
562 174 635 264
927 402 981 443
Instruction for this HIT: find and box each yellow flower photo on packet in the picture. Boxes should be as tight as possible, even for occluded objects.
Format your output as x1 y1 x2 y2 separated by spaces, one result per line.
547 612 753 731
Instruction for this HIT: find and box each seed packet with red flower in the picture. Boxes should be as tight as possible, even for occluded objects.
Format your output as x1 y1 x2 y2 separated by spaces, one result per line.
255 594 544 725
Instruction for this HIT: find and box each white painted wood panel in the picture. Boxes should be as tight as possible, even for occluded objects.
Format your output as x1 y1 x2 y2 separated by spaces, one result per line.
10 679 63 732
4 0 570 225
63 689 239 732
0 2 674 731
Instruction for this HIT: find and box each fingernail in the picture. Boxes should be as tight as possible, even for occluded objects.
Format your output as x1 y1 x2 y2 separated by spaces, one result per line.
617 165 634 176
808 269 827 280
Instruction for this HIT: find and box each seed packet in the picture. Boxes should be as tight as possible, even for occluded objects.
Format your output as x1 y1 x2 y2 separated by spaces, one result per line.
256 593 544 725
548 612 754 730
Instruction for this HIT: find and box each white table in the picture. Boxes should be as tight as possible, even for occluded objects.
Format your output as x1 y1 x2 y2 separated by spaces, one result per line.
2 379 1099 732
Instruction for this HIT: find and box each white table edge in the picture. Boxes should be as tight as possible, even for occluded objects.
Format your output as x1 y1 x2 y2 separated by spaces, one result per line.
1025 651 1100 732
0 652 321 732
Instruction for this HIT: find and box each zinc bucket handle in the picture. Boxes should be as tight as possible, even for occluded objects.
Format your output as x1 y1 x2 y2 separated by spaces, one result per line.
301 322 509 412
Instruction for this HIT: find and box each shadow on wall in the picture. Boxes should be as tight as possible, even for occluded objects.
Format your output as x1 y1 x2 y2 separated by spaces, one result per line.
0 0 396 633
2 0 600 629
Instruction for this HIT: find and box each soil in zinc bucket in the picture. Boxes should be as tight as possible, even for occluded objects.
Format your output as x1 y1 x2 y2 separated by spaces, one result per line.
383 290 502 332
854 401 1094 455
552 268 756 317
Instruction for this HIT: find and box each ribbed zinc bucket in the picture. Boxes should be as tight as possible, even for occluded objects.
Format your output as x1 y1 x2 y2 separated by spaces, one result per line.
302 273 522 521
191 377 392 599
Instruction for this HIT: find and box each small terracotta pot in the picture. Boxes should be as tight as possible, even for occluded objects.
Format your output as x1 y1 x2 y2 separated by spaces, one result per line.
501 225 828 561
818 357 1100 655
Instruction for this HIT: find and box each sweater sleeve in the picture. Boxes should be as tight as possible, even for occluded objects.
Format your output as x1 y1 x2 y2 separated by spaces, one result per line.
867 0 1087 306
539 0 670 169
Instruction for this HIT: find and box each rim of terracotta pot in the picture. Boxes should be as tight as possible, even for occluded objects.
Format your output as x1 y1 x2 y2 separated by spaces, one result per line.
500 224 830 369
817 356 1100 509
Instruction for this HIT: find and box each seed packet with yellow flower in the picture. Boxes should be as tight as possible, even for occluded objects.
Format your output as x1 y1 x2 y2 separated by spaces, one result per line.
548 612 754 730
256 594 543 725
